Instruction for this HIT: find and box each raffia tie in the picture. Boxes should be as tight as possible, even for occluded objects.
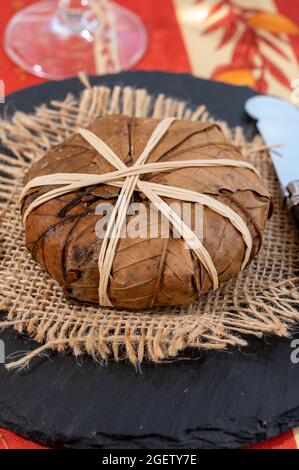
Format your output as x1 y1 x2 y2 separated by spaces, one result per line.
20 118 259 306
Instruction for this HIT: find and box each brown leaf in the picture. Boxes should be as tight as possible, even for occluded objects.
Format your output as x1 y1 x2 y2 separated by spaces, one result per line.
22 116 272 309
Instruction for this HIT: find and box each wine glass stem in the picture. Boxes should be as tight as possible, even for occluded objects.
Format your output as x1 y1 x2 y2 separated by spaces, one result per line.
56 0 100 34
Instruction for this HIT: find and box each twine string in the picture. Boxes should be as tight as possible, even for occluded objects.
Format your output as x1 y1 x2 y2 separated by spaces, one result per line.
21 118 256 306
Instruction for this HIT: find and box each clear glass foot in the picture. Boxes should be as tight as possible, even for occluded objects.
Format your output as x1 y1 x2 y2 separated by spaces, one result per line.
4 0 148 80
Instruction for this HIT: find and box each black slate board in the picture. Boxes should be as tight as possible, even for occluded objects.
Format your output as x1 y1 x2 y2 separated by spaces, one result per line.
1 71 299 449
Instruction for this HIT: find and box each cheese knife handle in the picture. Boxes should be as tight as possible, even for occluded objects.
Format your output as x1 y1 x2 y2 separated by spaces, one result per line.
287 180 299 233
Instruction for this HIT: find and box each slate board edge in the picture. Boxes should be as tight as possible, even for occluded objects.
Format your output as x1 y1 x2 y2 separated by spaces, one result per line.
0 394 299 449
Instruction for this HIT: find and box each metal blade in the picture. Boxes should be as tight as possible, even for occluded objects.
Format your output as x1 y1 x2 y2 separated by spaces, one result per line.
245 96 299 189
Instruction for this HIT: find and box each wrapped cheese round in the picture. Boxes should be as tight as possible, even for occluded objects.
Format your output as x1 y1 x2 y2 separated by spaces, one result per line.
21 115 272 309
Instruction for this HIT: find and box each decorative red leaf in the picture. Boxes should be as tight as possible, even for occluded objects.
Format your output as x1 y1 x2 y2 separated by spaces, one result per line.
207 0 226 20
245 8 263 15
202 14 229 35
258 35 289 60
232 29 258 66
211 64 232 78
218 21 237 48
247 12 299 35
261 54 290 88
256 74 268 92
268 31 289 43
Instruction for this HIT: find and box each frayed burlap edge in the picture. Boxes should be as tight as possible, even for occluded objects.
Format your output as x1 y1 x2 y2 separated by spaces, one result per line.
0 84 298 370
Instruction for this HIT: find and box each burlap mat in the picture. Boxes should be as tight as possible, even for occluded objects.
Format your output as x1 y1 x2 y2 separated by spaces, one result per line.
0 85 298 369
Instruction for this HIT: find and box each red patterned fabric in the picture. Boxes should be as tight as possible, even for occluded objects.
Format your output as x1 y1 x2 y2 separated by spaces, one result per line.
0 428 47 449
0 0 298 449
249 430 297 449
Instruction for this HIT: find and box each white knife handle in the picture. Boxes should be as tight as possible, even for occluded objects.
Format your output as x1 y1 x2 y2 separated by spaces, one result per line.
287 180 299 232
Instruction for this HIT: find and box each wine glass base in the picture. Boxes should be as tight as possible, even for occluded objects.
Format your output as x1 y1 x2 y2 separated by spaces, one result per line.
4 0 148 80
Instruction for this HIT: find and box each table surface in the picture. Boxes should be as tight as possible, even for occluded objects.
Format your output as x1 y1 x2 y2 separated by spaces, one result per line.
1 0 299 450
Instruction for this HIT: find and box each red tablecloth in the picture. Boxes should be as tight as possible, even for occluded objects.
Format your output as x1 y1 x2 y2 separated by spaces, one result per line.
1 0 299 449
